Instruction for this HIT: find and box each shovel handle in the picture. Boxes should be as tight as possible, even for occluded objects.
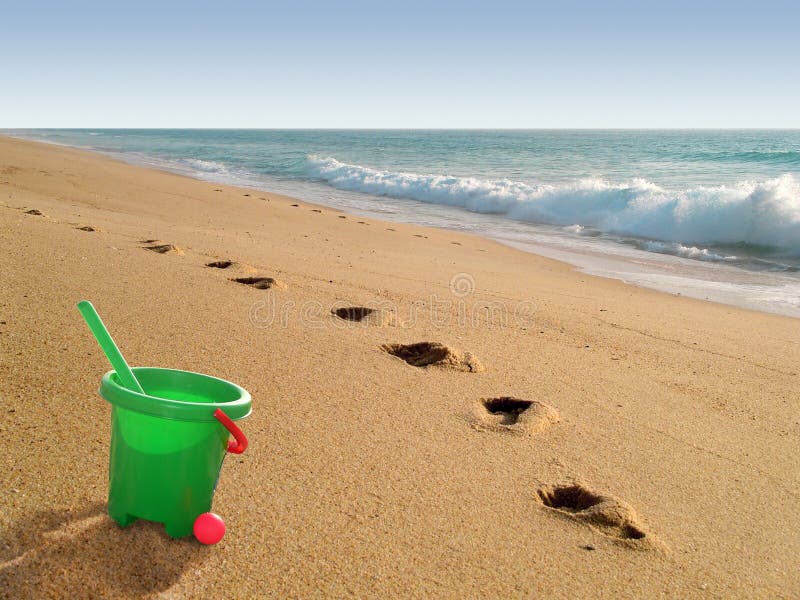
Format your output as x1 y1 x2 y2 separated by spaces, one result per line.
214 409 248 454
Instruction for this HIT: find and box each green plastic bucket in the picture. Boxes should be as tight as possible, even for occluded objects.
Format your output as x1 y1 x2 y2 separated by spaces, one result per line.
99 367 251 538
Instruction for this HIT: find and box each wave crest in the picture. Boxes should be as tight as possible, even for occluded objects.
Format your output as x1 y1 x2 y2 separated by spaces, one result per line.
307 155 800 252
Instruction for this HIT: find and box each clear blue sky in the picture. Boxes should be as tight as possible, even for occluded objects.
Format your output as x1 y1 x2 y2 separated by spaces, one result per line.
2 0 798 128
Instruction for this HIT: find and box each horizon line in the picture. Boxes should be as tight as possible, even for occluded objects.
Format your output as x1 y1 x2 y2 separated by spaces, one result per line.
3 127 800 132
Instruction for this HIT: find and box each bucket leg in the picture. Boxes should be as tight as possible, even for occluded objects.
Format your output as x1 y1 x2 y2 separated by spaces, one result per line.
164 518 194 539
108 507 137 528
108 490 138 528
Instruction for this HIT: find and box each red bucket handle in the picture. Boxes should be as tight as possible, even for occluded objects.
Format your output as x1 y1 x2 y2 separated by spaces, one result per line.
214 408 248 454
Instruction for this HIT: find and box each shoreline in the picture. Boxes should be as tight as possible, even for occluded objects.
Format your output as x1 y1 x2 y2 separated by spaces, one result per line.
2 134 799 598
4 131 799 319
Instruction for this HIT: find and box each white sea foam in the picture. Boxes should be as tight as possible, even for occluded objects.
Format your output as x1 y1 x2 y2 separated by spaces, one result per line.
183 158 230 174
642 241 738 262
307 156 800 253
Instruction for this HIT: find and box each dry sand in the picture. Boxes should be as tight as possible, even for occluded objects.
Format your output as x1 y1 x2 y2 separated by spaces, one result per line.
0 135 798 599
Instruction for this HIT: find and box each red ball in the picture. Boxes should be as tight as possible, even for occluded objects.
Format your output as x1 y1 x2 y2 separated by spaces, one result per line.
193 512 226 544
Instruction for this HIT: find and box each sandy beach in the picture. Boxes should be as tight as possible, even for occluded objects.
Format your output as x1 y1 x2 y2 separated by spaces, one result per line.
1 135 798 598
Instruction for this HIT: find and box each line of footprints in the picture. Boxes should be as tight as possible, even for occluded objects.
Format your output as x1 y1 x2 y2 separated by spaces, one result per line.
31 207 653 549
138 237 653 549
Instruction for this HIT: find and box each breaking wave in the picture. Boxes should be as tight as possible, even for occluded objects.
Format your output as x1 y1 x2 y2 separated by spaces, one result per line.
307 155 800 254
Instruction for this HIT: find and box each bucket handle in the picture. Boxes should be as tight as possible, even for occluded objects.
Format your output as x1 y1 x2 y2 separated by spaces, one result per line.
214 409 248 454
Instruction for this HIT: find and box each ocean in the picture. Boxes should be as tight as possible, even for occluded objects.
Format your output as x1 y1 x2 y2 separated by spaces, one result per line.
7 129 800 317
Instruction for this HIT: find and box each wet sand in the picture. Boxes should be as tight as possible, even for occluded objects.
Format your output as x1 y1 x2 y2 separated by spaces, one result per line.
1 135 798 598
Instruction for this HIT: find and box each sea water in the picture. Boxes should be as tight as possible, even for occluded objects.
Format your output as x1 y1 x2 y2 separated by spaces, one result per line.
8 129 800 317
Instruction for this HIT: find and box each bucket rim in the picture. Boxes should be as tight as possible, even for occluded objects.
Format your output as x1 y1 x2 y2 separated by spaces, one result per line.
99 367 251 422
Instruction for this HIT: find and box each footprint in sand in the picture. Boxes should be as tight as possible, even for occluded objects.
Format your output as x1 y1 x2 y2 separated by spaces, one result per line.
232 276 284 290
143 243 184 255
332 306 401 326
536 484 650 544
472 397 559 434
381 342 484 372
206 260 234 269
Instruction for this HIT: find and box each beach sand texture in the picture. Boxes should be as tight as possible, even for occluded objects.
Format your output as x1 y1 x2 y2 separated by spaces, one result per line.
1 136 798 599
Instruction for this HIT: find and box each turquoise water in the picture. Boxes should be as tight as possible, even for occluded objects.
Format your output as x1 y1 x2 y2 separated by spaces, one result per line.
8 129 800 315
